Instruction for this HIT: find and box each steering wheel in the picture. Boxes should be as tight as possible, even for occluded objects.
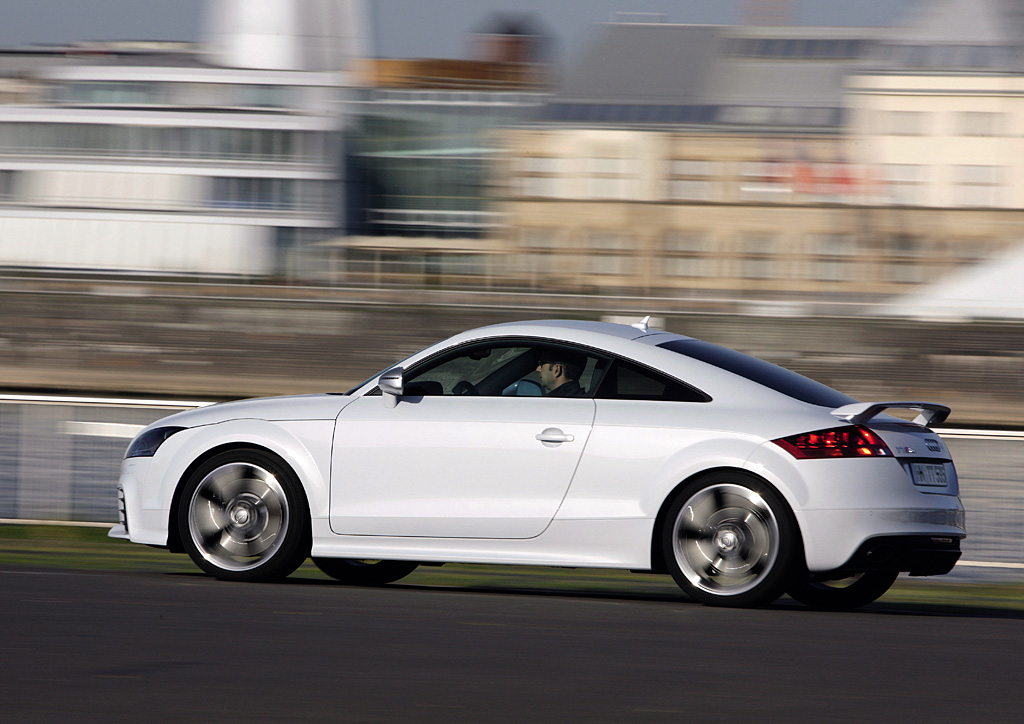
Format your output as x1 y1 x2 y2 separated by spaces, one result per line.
452 380 478 396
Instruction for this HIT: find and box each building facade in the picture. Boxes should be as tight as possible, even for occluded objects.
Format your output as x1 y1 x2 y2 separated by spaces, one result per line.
486 7 1024 301
0 0 367 277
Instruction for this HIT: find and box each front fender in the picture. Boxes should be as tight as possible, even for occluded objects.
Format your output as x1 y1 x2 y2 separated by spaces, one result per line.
145 418 335 529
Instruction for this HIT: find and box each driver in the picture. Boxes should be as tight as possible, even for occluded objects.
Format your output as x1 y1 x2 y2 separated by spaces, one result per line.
536 351 587 397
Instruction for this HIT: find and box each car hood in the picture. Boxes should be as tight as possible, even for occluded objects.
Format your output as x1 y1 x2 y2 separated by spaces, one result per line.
151 393 350 429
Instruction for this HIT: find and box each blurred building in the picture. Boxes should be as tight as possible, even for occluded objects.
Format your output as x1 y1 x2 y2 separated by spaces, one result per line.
0 0 368 277
326 13 552 285
487 1 1024 301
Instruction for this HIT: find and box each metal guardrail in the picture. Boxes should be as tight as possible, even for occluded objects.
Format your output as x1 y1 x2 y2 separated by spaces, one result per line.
0 394 1021 573
0 395 206 524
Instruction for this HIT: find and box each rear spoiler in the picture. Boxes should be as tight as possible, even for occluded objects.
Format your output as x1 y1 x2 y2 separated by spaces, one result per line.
831 402 950 427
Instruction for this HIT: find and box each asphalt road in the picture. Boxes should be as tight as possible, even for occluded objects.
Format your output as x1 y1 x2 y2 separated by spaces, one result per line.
3 568 1023 724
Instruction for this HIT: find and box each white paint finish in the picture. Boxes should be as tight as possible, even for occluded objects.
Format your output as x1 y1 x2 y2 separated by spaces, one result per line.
558 399 763 519
151 393 349 428
331 395 595 538
798 503 966 571
117 415 337 545
111 319 967 580
310 517 653 569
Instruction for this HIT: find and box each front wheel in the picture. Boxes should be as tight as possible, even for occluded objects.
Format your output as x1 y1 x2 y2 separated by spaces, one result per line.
313 558 419 585
178 449 310 582
662 472 797 607
787 570 899 610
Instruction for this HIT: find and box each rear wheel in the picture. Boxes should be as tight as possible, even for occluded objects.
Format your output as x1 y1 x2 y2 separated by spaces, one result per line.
663 472 797 607
313 558 419 585
787 570 899 610
178 449 310 582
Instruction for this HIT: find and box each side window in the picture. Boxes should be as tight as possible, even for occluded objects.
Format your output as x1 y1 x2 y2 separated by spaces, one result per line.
405 344 532 396
403 340 608 398
594 359 708 402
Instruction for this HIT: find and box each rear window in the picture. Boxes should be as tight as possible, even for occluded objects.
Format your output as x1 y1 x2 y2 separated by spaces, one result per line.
657 339 855 408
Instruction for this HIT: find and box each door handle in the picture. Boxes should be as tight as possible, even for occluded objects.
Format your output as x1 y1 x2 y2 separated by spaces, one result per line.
536 428 574 444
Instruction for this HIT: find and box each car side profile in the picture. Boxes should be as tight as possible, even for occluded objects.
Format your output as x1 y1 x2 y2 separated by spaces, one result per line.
111 319 965 608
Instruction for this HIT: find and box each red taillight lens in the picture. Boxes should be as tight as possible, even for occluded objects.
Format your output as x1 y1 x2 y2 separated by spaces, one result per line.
772 425 892 459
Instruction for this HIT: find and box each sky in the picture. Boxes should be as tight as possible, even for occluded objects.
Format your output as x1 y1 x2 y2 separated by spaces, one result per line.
2 0 916 60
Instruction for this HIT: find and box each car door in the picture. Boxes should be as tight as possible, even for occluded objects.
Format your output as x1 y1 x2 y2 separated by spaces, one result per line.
329 341 600 539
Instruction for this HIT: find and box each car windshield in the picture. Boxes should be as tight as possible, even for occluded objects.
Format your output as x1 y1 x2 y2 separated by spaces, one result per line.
657 339 856 408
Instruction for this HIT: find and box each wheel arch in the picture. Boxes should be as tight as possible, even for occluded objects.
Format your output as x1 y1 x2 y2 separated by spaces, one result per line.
166 442 311 554
648 466 806 574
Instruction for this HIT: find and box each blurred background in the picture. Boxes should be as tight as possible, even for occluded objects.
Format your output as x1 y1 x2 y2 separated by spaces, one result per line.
0 0 1023 563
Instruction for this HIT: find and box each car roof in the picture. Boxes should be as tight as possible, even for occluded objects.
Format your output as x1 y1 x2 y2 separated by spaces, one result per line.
467 319 693 345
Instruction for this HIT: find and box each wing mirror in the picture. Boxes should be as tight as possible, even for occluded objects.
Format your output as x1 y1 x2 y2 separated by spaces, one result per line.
378 366 404 408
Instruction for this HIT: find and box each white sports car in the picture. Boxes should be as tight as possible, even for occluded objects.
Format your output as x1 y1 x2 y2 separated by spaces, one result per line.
111 318 965 608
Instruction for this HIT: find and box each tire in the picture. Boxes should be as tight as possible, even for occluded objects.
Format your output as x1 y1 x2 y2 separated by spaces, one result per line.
313 558 419 585
787 570 899 610
178 449 310 582
662 472 797 607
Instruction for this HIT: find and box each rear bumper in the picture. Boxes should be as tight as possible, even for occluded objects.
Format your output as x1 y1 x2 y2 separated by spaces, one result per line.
821 534 963 578
797 503 965 572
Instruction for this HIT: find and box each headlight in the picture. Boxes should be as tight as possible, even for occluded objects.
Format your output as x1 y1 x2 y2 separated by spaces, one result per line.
125 426 186 458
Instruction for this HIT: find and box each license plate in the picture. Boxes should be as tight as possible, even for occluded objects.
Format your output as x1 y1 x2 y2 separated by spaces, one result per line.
911 463 948 487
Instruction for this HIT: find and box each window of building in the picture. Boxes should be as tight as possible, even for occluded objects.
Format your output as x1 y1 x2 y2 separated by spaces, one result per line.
668 159 712 176
0 169 17 200
522 156 560 174
585 255 635 275
889 111 926 136
209 177 327 211
738 233 778 279
957 111 1004 137
663 257 712 278
512 252 555 276
592 157 625 175
521 229 559 248
950 238 996 264
740 160 793 201
588 156 639 200
809 233 856 256
0 122 317 166
516 155 561 197
814 259 851 282
886 233 921 257
885 261 923 284
740 233 776 255
664 231 708 253
807 232 856 282
589 232 632 250
665 159 717 201
740 257 776 279
884 164 925 205
522 175 558 197
954 165 1003 208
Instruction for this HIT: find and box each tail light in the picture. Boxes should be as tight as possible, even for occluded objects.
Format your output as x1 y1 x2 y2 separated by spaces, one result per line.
772 425 892 459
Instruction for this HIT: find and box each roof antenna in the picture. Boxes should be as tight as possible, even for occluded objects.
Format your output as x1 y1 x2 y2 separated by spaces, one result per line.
631 315 652 333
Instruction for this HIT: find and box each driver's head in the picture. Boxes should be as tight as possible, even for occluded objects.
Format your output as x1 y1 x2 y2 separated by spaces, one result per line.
536 350 584 391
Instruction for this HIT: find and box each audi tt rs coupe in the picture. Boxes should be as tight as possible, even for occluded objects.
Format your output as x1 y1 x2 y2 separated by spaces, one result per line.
111 318 965 608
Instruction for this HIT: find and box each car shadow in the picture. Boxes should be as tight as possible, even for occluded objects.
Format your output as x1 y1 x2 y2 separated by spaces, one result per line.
162 569 1024 620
